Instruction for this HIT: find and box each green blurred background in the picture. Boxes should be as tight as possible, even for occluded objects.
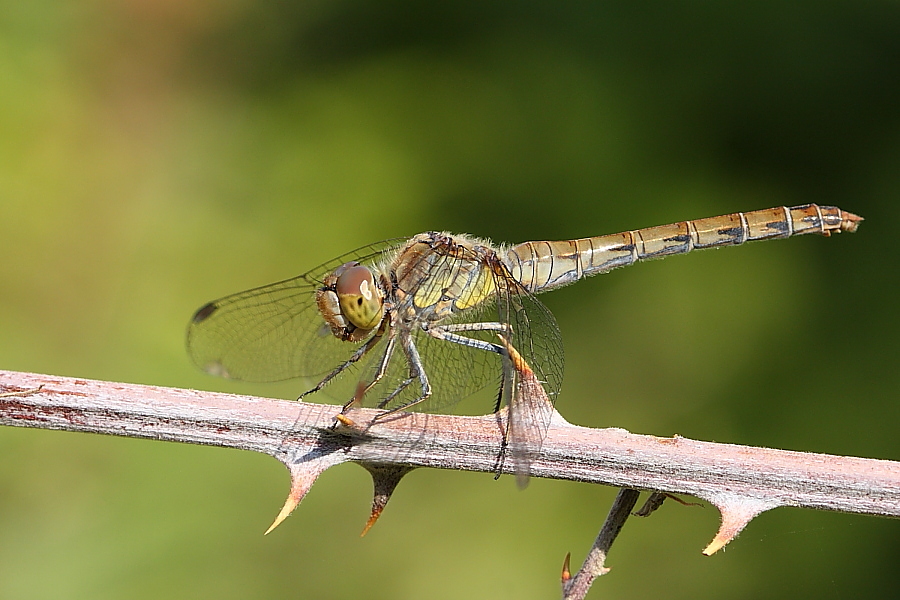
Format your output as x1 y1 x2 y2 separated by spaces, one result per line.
1 2 898 598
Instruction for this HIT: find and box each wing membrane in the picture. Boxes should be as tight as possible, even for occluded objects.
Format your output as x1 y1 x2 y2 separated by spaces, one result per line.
496 269 564 481
186 239 403 383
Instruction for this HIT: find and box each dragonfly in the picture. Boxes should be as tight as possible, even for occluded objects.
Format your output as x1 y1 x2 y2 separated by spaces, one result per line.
187 203 861 478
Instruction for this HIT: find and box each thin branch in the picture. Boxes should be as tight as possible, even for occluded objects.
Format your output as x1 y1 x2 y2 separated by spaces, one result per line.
562 488 641 600
2 369 898 553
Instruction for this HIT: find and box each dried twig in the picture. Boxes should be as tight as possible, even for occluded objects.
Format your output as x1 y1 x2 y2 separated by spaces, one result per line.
562 488 641 600
1 369 898 593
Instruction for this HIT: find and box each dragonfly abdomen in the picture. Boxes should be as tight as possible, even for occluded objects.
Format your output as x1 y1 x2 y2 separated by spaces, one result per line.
506 204 862 293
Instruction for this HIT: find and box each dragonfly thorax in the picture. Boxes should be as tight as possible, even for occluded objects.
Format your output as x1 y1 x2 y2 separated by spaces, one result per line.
390 232 502 324
315 261 386 342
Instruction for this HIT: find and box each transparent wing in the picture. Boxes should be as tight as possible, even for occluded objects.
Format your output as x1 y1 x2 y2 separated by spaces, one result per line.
186 239 404 383
498 273 564 482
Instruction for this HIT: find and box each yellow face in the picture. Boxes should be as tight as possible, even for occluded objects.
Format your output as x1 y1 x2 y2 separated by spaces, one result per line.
335 263 385 330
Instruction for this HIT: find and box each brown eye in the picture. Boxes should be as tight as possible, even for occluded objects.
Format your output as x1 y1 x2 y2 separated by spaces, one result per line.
335 265 385 330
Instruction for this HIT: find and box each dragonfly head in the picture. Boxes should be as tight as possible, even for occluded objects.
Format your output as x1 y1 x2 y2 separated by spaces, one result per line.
331 262 385 331
317 262 386 341
316 262 385 341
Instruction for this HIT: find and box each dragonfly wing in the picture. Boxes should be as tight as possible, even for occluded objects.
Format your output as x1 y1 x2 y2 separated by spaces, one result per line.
186 239 403 383
496 273 564 483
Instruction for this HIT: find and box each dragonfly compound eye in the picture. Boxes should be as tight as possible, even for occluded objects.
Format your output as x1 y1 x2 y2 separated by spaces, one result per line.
335 264 385 330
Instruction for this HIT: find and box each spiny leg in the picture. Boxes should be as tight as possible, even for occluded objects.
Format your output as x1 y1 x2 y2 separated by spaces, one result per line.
299 321 387 400
493 358 508 413
375 377 415 409
373 333 432 418
425 321 511 354
283 322 389 452
437 322 511 333
374 321 513 418
343 333 398 411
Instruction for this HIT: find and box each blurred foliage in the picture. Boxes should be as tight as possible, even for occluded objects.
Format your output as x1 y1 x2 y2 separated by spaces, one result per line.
1 1 898 599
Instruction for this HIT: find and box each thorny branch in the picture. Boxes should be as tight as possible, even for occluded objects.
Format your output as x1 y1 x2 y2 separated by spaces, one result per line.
2 369 898 597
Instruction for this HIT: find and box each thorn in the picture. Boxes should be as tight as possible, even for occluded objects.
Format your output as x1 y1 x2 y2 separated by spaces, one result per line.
360 505 383 537
333 409 373 439
334 413 357 428
265 454 344 535
360 464 414 536
703 495 778 555
561 552 572 583
265 491 303 535
265 468 316 535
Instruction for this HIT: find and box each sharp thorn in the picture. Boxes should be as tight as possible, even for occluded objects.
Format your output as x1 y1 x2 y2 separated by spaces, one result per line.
703 495 778 555
561 552 572 583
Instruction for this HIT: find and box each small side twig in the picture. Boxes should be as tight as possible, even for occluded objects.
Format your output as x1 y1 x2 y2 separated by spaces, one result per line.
562 488 641 600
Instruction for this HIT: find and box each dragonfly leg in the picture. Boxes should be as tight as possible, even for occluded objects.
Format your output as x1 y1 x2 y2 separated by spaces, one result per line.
425 321 511 354
372 334 433 418
375 377 414 409
374 322 517 418
437 322 511 333
493 365 507 413
299 320 388 400
345 334 398 410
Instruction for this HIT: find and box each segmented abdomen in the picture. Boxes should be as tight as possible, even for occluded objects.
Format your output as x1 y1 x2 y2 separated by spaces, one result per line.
506 204 862 293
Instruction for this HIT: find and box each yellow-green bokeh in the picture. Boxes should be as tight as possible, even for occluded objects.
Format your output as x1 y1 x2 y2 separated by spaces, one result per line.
1 2 898 599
